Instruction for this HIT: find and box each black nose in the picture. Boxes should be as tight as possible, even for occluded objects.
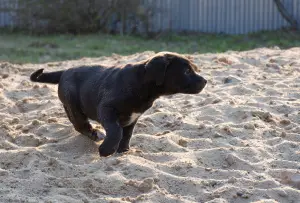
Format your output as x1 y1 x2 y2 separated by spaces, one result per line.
200 77 207 85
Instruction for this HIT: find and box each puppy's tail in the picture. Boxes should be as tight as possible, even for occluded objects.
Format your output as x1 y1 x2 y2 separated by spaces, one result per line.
30 69 64 84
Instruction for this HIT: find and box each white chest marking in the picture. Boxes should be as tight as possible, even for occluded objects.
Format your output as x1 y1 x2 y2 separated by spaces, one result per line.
126 113 141 126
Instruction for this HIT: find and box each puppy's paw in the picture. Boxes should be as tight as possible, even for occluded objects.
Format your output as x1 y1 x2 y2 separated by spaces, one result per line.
91 130 105 142
117 146 130 153
99 144 117 157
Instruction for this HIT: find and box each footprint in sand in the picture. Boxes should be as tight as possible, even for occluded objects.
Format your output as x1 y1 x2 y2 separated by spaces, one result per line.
13 134 46 147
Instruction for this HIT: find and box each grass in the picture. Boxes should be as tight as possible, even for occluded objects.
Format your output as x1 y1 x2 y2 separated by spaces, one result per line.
1 30 300 64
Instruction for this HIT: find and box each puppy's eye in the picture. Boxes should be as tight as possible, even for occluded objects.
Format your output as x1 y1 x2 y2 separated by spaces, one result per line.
185 69 192 75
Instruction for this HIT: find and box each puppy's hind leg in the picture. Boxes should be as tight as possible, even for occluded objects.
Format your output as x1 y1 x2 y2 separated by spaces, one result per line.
63 105 104 141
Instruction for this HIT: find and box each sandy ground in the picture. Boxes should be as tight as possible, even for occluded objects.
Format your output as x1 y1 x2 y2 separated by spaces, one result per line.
0 48 300 203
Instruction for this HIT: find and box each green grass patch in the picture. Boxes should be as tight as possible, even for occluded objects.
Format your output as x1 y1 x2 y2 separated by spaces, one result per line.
1 30 300 64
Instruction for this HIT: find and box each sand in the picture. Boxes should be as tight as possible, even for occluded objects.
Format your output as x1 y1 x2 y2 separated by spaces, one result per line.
0 47 300 203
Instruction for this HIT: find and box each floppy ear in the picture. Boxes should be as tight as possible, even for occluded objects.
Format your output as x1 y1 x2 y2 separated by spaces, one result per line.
144 54 173 86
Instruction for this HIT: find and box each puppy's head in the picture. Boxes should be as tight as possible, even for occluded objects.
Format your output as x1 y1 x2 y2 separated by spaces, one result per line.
144 52 207 95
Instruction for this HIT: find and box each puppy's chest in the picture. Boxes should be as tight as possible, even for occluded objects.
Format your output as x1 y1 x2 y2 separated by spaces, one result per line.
118 98 154 127
119 112 142 127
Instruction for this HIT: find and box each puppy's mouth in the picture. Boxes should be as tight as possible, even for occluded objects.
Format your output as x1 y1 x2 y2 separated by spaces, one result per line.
183 81 207 94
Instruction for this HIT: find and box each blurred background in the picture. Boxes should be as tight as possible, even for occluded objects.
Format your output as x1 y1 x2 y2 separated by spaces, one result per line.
0 0 300 63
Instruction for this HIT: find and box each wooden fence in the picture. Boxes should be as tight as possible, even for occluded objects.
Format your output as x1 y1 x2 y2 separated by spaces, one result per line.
0 0 299 34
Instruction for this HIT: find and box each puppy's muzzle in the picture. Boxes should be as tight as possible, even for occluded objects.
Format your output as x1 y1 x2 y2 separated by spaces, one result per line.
197 76 207 90
186 75 207 94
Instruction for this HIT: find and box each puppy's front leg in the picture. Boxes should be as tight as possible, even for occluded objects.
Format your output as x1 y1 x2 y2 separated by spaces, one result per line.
117 121 137 153
98 107 122 157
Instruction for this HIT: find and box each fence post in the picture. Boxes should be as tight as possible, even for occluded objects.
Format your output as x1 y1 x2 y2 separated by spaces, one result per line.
273 0 298 30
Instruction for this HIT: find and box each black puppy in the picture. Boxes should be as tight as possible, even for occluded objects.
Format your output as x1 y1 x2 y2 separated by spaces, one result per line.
30 52 207 157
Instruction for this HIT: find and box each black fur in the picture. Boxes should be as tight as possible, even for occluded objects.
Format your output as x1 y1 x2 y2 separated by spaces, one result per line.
30 52 207 157
30 68 64 84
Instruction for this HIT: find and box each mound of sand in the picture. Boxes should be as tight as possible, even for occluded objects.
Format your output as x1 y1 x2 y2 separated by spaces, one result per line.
0 48 300 203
